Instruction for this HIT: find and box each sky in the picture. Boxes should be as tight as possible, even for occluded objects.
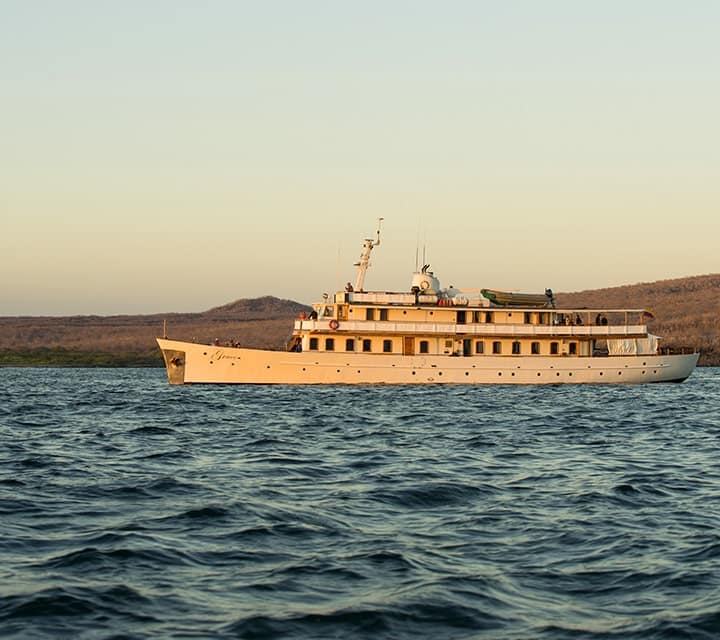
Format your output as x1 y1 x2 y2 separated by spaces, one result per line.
2 1 719 315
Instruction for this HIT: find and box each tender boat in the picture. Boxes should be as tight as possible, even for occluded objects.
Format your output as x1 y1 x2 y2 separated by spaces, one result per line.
157 221 698 385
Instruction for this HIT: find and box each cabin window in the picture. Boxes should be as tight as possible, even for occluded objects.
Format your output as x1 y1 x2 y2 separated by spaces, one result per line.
569 342 578 355
362 339 372 352
524 312 532 324
473 311 482 323
383 340 392 353
323 305 333 317
485 312 493 323
419 340 429 354
475 341 484 354
309 338 319 351
345 338 355 351
366 308 375 321
325 338 335 351
531 341 540 355
493 341 502 354
456 311 466 324
512 341 521 355
550 342 559 355
379 308 388 321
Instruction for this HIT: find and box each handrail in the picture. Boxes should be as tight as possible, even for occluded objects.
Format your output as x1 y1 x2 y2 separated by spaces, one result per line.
294 319 648 337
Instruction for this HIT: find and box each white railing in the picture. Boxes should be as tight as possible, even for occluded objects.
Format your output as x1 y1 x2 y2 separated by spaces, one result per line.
294 319 647 337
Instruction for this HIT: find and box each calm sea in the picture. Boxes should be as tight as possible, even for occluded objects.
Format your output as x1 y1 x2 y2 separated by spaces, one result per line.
1 367 719 640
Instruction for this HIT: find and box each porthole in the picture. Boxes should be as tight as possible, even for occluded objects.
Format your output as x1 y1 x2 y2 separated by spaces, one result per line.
302 367 306 371
618 371 622 375
556 372 560 377
498 372 502 376
267 365 271 369
336 369 341 373
600 372 604 376
537 372 541 377
465 372 469 376
511 372 515 377
568 372 572 377
438 372 443 376
412 371 416 375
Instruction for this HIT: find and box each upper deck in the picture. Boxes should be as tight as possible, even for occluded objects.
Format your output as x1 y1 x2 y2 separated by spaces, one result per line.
297 292 651 339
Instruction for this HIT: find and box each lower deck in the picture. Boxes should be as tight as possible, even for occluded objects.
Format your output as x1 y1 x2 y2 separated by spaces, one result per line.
292 332 653 359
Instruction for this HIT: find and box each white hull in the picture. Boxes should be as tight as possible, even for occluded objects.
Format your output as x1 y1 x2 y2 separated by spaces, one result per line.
157 338 699 385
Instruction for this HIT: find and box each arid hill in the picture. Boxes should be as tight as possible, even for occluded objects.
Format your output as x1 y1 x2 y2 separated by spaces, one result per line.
1 276 718 366
0 296 311 366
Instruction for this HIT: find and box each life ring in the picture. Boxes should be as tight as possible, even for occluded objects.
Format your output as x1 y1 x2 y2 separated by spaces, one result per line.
329 319 339 330
420 280 430 290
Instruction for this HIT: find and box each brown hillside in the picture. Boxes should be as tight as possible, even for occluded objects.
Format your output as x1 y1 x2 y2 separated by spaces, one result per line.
1 277 718 365
0 297 311 362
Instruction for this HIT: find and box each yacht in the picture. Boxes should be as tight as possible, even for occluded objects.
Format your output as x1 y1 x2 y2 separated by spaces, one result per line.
158 222 698 385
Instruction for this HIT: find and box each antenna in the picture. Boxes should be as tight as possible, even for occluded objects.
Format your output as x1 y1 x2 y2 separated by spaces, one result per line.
415 219 420 272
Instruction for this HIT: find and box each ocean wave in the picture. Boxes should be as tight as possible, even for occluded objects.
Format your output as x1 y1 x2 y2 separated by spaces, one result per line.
2 367 720 639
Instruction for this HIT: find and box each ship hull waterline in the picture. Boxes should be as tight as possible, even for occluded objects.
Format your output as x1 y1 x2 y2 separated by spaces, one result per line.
157 338 698 385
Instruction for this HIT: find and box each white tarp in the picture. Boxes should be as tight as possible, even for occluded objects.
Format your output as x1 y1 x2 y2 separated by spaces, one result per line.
607 335 658 356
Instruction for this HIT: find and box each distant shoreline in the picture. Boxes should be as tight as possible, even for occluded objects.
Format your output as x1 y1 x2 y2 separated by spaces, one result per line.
0 350 164 368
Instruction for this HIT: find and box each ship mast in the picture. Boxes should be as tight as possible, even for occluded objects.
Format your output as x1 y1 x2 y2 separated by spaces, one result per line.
353 217 383 292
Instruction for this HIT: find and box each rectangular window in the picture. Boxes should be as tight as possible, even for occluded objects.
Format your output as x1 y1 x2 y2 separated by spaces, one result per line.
485 312 493 323
569 342 578 355
531 341 540 355
475 341 484 354
325 338 335 351
493 341 502 354
550 342 559 355
309 337 318 350
383 340 392 353
379 308 388 321
512 341 521 355
366 308 375 321
345 338 355 351
456 311 466 324
362 339 372 352
524 312 532 324
473 311 482 323
419 340 429 354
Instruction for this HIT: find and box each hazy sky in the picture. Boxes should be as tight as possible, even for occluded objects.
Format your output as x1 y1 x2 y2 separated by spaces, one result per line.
2 1 718 315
